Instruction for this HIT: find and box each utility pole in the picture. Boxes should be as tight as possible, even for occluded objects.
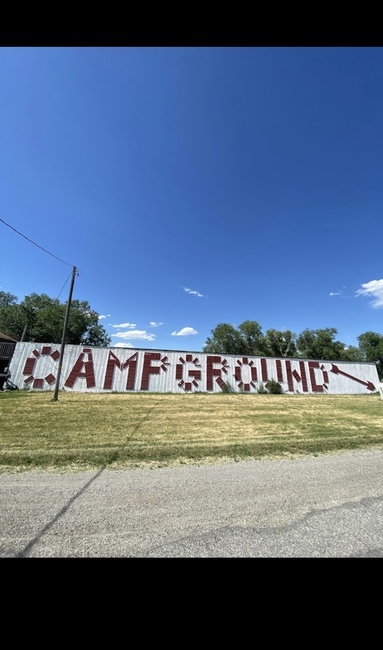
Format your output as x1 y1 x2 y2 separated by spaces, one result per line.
53 266 77 402
20 324 27 342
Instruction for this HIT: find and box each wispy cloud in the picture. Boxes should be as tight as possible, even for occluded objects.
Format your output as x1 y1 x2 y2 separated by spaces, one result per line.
355 279 383 308
149 321 164 327
112 329 156 341
112 322 136 329
171 327 198 336
98 314 111 320
183 287 203 298
329 289 350 299
112 342 134 348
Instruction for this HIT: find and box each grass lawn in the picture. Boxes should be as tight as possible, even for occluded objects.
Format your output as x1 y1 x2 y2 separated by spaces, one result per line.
0 390 382 472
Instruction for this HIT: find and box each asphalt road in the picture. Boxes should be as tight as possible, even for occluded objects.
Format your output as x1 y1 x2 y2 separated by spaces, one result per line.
2 448 383 557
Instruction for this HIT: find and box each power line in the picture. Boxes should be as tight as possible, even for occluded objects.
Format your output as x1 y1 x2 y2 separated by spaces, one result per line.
57 271 72 300
0 217 74 268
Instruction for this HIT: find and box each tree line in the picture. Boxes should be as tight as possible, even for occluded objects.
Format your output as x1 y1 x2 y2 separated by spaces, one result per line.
202 321 383 380
0 291 111 347
1 291 382 379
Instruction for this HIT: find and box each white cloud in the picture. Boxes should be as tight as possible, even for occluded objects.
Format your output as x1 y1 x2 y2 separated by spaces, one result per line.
112 329 156 341
355 279 383 308
329 289 350 299
112 342 134 348
171 327 198 336
112 322 136 329
183 287 203 298
98 314 111 320
149 321 164 327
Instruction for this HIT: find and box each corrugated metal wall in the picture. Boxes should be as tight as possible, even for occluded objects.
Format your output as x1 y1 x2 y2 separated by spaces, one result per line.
7 342 380 395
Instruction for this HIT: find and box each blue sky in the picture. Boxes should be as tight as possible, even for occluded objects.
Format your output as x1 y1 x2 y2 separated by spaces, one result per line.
1 46 382 351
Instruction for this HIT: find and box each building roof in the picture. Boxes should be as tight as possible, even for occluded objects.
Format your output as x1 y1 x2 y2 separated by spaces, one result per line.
0 331 18 342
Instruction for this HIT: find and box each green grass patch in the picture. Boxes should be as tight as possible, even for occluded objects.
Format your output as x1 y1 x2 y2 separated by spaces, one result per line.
0 391 382 472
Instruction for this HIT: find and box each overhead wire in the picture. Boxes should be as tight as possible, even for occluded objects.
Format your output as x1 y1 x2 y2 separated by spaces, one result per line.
56 272 72 300
0 217 75 268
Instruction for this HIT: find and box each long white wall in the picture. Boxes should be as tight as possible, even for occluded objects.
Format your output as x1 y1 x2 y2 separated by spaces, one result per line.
7 342 380 394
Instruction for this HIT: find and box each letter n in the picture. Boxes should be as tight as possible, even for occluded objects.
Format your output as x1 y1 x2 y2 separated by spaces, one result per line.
285 360 308 393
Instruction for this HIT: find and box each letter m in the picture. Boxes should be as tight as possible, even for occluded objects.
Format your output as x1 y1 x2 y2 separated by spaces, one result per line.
103 351 138 390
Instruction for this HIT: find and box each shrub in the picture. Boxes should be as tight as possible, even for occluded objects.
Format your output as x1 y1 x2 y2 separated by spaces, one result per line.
221 380 234 393
257 382 268 394
266 379 283 394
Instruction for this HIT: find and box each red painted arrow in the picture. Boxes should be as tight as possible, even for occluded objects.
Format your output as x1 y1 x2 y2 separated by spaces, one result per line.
330 364 375 391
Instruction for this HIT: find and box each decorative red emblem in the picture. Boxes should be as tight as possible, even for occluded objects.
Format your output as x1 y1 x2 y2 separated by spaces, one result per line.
22 346 60 389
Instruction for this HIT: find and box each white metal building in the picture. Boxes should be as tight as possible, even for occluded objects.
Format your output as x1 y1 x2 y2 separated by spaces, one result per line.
8 342 380 395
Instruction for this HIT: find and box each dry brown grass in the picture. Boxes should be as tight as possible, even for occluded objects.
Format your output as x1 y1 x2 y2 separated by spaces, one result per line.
0 391 382 471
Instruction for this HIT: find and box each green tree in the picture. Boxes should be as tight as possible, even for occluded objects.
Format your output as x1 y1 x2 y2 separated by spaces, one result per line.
341 345 363 362
0 291 18 308
203 321 266 355
0 291 111 346
263 329 298 358
203 323 245 355
237 320 265 355
357 331 383 380
296 328 347 360
0 304 26 339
